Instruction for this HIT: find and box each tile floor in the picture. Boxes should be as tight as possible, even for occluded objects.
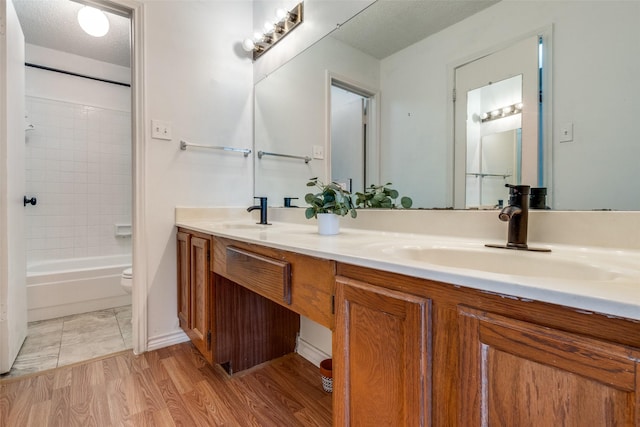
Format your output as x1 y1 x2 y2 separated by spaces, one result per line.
1 305 132 379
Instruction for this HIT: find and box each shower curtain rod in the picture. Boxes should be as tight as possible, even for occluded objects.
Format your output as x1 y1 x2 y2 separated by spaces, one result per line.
25 62 131 87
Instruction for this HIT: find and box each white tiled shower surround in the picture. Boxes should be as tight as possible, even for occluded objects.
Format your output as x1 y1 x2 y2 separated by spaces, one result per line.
25 97 131 263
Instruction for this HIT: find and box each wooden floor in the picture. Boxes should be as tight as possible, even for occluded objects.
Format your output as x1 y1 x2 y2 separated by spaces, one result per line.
0 342 332 426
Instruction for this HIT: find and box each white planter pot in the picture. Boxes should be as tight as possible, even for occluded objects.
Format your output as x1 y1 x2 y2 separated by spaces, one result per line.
317 213 340 235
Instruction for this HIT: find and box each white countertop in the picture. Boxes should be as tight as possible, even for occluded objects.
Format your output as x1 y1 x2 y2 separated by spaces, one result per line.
176 217 640 321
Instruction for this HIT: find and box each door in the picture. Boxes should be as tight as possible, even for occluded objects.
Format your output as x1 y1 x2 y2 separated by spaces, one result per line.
331 84 367 193
176 231 190 331
454 35 539 208
458 306 640 425
0 0 27 374
334 276 431 426
190 235 211 361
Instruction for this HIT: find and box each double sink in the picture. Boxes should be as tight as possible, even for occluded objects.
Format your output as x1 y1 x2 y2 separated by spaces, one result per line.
197 220 639 284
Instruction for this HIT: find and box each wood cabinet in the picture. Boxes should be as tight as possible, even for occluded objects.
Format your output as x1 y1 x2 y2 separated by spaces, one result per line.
334 276 431 427
458 306 640 426
176 228 640 425
336 262 640 427
213 236 335 329
176 229 213 363
177 230 300 373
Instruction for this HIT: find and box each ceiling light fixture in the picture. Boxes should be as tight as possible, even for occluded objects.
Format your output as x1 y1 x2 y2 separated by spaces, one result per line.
242 2 304 61
77 6 110 38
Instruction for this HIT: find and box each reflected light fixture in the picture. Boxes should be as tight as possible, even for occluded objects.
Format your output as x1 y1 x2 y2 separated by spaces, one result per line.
77 6 110 37
481 102 523 123
242 2 304 61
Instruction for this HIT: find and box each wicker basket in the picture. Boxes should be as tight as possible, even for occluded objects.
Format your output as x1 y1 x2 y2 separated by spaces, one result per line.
319 358 333 393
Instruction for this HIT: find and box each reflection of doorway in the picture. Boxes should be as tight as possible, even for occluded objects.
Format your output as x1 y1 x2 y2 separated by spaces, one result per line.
453 35 540 208
330 80 374 194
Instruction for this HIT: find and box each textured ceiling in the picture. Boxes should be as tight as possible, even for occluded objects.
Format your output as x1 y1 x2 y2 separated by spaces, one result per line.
331 0 499 60
12 0 497 69
13 0 131 67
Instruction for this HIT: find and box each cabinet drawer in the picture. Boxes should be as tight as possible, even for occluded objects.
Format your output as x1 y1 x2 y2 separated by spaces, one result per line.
226 246 292 305
213 237 335 329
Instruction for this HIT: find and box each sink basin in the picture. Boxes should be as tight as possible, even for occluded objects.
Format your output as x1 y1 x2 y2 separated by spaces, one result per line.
382 246 623 281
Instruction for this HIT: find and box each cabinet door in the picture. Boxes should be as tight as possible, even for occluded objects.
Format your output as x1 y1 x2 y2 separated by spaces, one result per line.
334 276 431 427
190 235 212 362
176 231 190 330
458 306 640 426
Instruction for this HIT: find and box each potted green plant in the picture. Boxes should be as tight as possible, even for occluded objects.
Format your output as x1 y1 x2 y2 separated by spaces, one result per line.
355 183 413 209
305 177 357 235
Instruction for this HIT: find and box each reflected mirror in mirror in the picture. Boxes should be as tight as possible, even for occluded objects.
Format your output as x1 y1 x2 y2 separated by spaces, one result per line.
254 0 640 211
465 74 523 208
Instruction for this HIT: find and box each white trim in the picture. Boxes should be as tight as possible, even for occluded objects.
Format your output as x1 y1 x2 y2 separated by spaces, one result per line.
296 336 331 368
0 1 9 373
147 329 190 352
107 0 147 356
130 0 147 356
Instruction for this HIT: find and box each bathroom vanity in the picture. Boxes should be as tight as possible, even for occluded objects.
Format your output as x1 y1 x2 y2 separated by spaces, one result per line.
176 212 640 426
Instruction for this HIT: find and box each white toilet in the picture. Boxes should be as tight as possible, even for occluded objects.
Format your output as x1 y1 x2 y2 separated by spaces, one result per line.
121 268 133 294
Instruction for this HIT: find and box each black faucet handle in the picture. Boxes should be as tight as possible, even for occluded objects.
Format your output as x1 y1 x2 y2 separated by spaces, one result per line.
505 184 530 195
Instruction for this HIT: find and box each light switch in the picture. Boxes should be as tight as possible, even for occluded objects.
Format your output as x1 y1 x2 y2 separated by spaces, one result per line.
313 145 325 159
559 122 573 143
151 119 172 140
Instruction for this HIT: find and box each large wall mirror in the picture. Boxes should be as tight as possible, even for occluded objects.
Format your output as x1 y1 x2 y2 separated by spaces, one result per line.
254 0 640 211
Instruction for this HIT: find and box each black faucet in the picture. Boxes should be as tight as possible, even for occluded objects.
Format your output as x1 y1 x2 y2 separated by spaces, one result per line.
498 184 530 249
247 197 270 225
486 184 551 252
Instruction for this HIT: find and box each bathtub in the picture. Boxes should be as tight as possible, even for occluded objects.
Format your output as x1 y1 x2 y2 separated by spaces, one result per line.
27 255 132 322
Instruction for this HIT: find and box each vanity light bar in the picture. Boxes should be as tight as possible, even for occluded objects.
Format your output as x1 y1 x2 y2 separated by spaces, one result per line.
481 102 523 123
242 2 304 61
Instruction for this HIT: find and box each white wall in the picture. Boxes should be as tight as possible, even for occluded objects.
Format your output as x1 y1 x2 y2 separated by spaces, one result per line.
380 0 640 210
255 36 379 206
24 45 132 263
142 0 253 344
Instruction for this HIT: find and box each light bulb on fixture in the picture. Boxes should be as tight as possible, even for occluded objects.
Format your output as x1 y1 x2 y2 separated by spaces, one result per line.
275 8 288 21
242 38 256 52
240 2 304 60
263 21 276 34
77 6 110 37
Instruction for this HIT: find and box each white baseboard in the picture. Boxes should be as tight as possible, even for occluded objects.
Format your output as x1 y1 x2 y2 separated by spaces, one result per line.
147 329 190 352
296 336 331 367
145 331 328 365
